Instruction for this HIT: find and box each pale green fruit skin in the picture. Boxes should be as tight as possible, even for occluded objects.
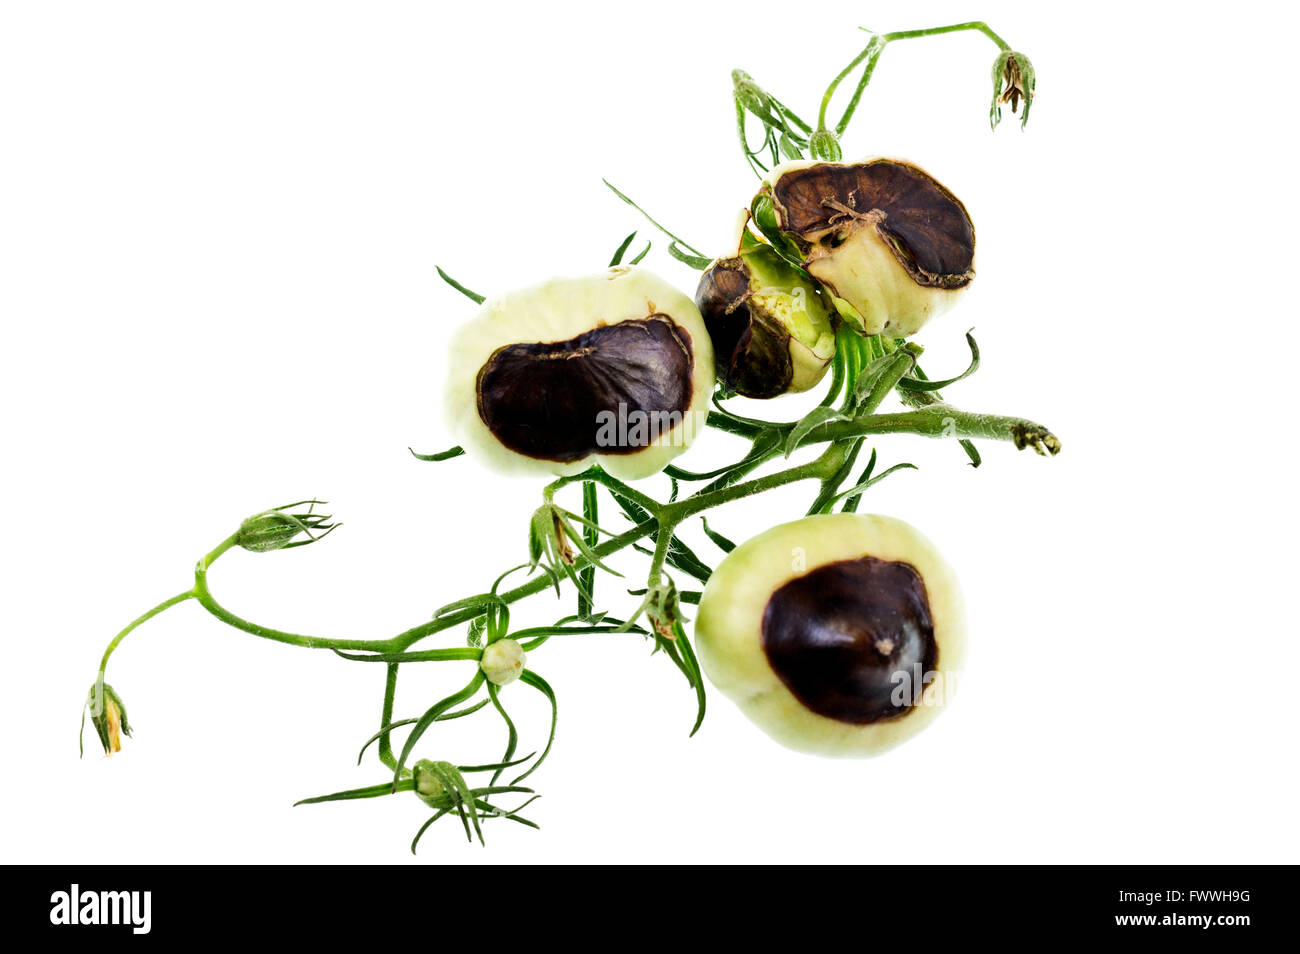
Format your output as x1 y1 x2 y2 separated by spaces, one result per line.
808 225 963 338
480 638 525 686
414 763 445 797
694 513 967 758
445 267 715 481
765 158 972 338
743 246 838 392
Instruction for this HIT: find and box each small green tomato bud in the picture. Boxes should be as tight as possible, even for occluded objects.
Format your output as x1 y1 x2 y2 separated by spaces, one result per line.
237 500 338 553
644 577 683 641
412 759 446 799
238 511 306 552
731 69 768 115
480 638 525 686
808 128 842 162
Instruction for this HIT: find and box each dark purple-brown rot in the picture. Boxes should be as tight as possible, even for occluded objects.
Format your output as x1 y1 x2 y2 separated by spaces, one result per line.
475 316 694 462
762 555 937 724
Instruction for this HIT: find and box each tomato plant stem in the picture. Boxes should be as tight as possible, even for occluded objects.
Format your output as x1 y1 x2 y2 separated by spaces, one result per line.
379 663 399 770
98 589 196 675
192 540 391 652
807 404 1061 452
578 480 599 617
179 392 1057 657
809 21 1014 155
647 515 678 585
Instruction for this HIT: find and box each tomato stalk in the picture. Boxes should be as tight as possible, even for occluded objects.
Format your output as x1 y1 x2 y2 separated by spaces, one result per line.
83 347 1056 842
735 19 1026 170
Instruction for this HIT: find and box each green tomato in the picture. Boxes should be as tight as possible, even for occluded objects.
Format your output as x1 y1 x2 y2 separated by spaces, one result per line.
480 637 525 686
445 267 715 480
761 158 975 338
695 244 837 399
694 513 966 757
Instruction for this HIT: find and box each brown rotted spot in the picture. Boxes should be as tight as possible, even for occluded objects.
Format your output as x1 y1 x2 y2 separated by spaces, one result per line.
769 160 975 289
694 258 793 400
762 556 937 724
476 316 694 462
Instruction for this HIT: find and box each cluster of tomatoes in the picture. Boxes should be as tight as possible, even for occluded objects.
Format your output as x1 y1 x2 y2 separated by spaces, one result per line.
445 156 975 757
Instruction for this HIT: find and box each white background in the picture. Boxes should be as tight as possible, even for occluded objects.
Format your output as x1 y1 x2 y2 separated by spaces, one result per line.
3 0 1298 864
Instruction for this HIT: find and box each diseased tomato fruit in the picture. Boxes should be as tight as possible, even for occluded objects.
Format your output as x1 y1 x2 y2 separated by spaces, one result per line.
695 243 837 399
758 158 975 338
694 513 966 757
445 267 715 480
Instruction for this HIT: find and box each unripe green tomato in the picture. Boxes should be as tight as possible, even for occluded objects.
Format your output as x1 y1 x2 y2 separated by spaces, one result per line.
412 759 445 798
760 158 975 338
445 267 715 481
480 638 525 686
695 244 837 399
694 513 966 757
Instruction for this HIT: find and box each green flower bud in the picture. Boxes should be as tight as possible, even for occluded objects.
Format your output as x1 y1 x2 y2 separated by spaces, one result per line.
645 578 682 641
991 50 1035 130
236 500 338 553
412 759 446 799
696 243 837 399
808 128 842 162
238 512 305 552
84 680 132 756
731 69 768 116
528 503 576 573
480 638 525 686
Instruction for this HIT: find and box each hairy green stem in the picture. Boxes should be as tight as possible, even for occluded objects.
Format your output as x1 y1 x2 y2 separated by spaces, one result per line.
705 410 763 439
667 448 842 522
99 589 196 675
884 21 1010 49
807 440 863 515
818 21 1013 142
390 517 660 651
578 480 599 617
647 517 677 586
808 403 1059 449
819 36 885 137
395 451 839 651
167 402 1052 661
379 663 399 770
192 536 387 652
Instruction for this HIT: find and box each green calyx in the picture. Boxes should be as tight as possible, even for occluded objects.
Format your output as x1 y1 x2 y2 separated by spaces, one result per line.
81 680 131 757
734 19 1033 174
808 128 842 161
480 638 525 686
413 759 457 803
293 755 539 851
